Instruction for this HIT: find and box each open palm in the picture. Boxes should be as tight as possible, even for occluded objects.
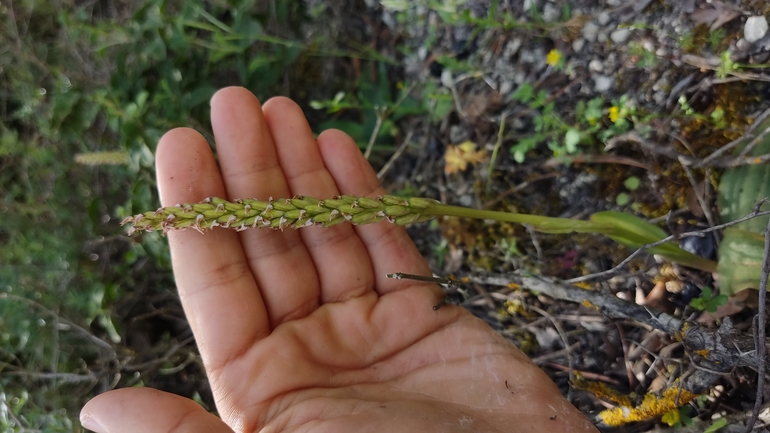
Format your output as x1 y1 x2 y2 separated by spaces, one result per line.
81 87 597 433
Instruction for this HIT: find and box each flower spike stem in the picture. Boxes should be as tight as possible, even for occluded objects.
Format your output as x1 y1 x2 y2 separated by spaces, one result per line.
121 194 614 236
121 194 716 272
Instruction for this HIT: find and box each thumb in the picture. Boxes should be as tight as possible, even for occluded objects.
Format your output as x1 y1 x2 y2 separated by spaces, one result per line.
80 388 231 433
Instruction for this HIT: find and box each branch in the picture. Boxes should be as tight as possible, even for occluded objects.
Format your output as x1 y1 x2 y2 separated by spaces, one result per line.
464 272 761 426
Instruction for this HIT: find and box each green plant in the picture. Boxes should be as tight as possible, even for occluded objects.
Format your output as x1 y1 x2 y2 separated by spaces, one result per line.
661 405 695 428
124 194 718 273
716 50 738 78
309 64 423 151
629 41 658 69
509 86 639 162
689 287 728 313
0 0 334 429
707 29 726 51
616 176 640 206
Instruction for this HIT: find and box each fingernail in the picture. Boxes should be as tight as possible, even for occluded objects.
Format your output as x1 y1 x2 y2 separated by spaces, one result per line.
80 414 106 433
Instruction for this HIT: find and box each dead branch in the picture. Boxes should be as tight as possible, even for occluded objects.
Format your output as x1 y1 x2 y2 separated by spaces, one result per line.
465 273 762 425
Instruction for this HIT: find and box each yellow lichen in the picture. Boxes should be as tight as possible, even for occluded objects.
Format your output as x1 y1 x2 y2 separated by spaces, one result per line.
598 384 698 427
581 300 599 310
574 281 593 290
504 299 531 317
572 374 634 407
694 349 709 358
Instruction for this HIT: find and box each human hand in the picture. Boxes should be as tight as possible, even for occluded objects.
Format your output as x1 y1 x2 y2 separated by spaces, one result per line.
80 87 598 433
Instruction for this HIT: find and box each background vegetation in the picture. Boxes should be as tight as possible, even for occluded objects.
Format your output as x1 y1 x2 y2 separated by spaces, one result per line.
0 0 353 429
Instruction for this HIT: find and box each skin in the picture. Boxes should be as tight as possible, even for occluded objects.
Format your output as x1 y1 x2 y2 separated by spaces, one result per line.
80 87 599 433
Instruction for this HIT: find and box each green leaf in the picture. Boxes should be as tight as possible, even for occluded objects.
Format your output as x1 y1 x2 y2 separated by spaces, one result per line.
615 192 630 206
511 83 534 102
623 176 640 191
717 228 765 295
590 211 717 272
511 137 539 163
703 418 728 433
564 128 580 153
717 114 770 294
718 116 770 233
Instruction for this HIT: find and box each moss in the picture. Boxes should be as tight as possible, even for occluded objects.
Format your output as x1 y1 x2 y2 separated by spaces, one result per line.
741 0 770 15
502 326 538 354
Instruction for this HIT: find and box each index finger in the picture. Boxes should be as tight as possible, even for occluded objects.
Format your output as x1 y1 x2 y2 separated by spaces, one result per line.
156 128 270 372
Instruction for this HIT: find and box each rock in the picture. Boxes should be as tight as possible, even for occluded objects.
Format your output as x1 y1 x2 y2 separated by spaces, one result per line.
611 28 631 44
523 0 537 12
582 21 600 42
589 59 604 72
513 71 527 85
594 75 614 92
606 0 621 5
572 38 586 52
458 195 474 207
504 38 523 57
417 45 428 61
597 11 611 26
520 49 540 64
598 32 608 43
736 38 751 51
652 76 669 92
653 91 666 104
543 3 560 22
440 70 454 88
449 125 468 144
744 16 768 43
499 80 514 95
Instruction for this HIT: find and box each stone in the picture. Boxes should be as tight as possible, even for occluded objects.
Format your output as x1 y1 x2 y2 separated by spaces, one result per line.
543 3 560 22
523 0 537 12
582 22 600 42
744 16 769 43
417 45 428 61
597 11 611 26
504 38 523 57
589 59 604 72
499 80 514 95
458 195 474 207
572 38 586 52
513 71 527 85
440 70 454 88
449 125 468 144
594 75 614 92
611 28 631 44
598 32 608 43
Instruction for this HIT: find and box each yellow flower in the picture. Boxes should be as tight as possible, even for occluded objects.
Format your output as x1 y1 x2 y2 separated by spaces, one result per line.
546 49 562 67
608 106 621 123
444 141 487 174
661 409 680 427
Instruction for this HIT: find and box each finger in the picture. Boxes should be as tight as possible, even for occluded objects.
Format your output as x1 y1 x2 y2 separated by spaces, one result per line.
316 129 433 294
262 97 374 303
156 128 270 369
210 87 320 326
80 388 231 433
